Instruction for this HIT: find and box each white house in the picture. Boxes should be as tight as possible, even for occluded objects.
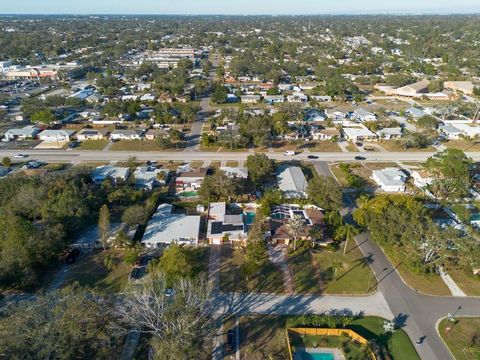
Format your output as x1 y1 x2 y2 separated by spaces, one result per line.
4 125 41 141
372 168 407 192
439 125 463 140
287 92 308 103
38 129 76 142
134 166 169 190
76 128 108 141
412 170 434 189
175 168 207 193
342 127 378 142
91 165 130 183
353 108 377 122
377 127 402 140
219 167 249 179
311 127 340 141
142 204 200 247
241 95 261 104
110 129 143 140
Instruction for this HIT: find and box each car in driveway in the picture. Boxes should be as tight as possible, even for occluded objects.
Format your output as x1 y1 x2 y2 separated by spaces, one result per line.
307 155 319 159
354 156 366 160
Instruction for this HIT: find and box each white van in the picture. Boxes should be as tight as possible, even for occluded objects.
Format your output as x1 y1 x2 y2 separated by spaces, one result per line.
283 151 295 156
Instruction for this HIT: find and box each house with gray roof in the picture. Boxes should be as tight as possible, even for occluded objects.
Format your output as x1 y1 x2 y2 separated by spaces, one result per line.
207 202 246 244
353 108 377 122
91 165 130 183
406 107 425 118
110 129 143 140
372 168 407 192
4 125 41 141
142 204 201 247
276 165 307 199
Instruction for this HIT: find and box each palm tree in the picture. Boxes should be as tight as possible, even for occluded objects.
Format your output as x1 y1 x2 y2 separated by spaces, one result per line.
343 223 359 256
103 254 118 280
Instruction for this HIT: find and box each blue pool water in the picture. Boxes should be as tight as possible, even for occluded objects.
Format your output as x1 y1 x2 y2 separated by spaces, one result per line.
297 352 334 360
245 212 256 225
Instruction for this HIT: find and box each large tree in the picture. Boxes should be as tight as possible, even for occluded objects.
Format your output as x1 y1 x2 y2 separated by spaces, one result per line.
0 286 116 359
307 176 343 210
245 153 275 188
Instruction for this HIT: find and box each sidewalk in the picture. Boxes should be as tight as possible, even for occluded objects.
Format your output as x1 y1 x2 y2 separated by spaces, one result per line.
439 267 467 297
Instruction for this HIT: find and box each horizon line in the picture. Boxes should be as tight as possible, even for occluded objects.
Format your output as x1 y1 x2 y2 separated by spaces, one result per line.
1 12 480 16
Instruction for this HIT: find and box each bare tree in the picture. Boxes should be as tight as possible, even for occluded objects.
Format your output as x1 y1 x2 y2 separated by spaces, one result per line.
287 214 305 251
113 272 213 358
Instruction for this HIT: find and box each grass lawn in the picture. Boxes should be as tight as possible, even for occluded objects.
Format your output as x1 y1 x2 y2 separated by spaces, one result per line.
220 245 285 293
314 241 376 295
271 141 302 153
62 249 131 293
76 139 109 150
310 141 341 152
447 268 480 296
382 246 450 296
199 144 222 152
289 250 321 293
379 140 435 152
438 317 480 360
110 140 184 151
228 315 418 360
189 160 204 169
225 160 238 167
444 139 480 152
330 163 351 187
210 160 221 169
346 141 360 152
157 160 184 171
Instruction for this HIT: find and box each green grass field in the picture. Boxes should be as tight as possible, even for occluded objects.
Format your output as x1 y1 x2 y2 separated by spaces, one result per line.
438 318 480 360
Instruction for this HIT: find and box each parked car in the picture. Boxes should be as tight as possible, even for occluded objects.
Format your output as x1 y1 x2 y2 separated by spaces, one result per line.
68 141 79 148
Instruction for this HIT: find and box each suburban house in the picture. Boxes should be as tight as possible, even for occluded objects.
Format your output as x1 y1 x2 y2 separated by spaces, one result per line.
405 107 426 118
391 79 429 97
144 128 170 140
142 204 201 247
91 165 130 183
372 168 407 192
439 124 465 140
38 129 76 142
311 127 340 141
376 127 402 140
206 202 247 245
134 166 169 189
276 165 308 199
448 123 480 139
76 128 109 141
353 108 377 122
110 129 143 140
342 127 378 142
287 93 308 103
412 170 435 189
219 167 249 179
264 95 285 104
268 205 325 246
325 109 347 121
304 109 326 122
241 95 261 104
175 168 207 194
4 125 41 141
444 81 474 95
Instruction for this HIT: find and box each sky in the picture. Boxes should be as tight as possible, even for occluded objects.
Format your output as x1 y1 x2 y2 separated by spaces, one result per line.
1 0 480 15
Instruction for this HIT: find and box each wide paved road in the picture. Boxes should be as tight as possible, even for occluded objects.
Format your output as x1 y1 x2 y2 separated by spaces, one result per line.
6 149 480 164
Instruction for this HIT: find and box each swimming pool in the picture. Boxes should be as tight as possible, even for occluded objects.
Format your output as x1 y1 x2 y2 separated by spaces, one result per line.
245 211 256 225
296 351 334 360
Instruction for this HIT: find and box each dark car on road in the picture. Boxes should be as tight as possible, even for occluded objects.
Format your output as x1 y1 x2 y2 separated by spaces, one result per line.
307 155 319 159
354 156 366 160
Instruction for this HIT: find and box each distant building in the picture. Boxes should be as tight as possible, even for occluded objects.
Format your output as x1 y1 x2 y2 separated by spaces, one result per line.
405 107 425 118
444 81 474 95
377 127 402 140
76 128 108 141
142 204 200 247
392 79 429 97
372 168 407 192
241 95 261 104
353 108 377 122
311 127 340 141
38 129 76 142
